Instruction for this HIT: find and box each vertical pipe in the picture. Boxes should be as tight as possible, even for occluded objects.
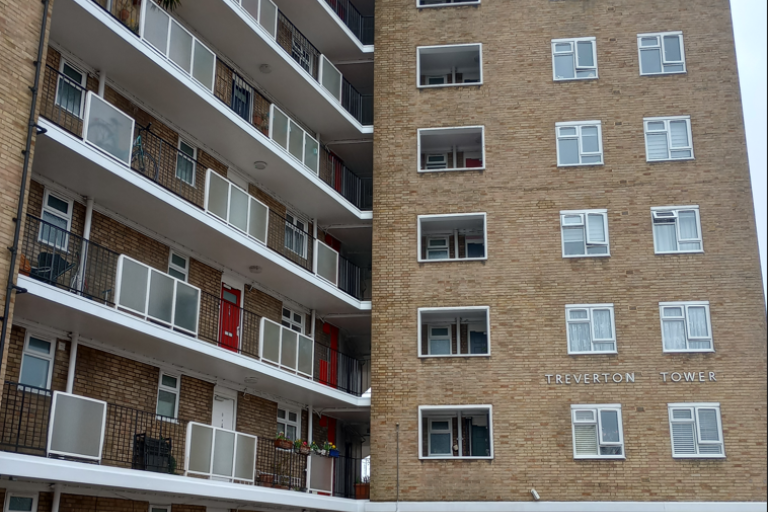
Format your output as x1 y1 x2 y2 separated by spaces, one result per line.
98 71 107 98
306 405 313 492
396 423 400 505
66 332 79 394
312 219 318 273
75 197 93 292
453 229 459 260
311 309 316 337
50 484 62 512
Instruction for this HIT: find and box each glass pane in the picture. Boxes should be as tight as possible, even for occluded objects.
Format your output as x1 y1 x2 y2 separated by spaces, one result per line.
669 121 689 148
654 223 677 252
646 132 670 160
640 36 659 47
161 374 178 388
288 411 298 422
286 425 297 440
554 54 575 79
8 497 34 512
241 0 260 20
562 215 583 226
427 249 449 260
670 149 692 159
62 63 83 83
86 95 134 164
432 421 449 431
56 78 83 115
304 134 319 173
171 254 187 269
430 433 451 455
187 423 213 472
663 319 687 350
212 429 235 477
581 127 599 153
678 211 698 240
467 241 484 258
679 241 702 251
298 335 313 375
663 35 682 62
320 56 342 101
671 422 696 454
640 48 662 74
277 409 286 419
600 410 620 443
587 244 609 255
176 154 194 184
229 186 249 232
574 410 594 421
663 307 684 317
554 43 572 53
259 0 278 38
20 355 50 388
157 390 176 417
206 172 229 221
428 238 448 248
687 306 709 337
568 321 591 352
672 409 693 420
576 68 597 78
47 194 70 214
169 21 193 73
271 108 289 148
576 41 594 67
581 154 601 164
234 433 256 480
248 198 268 243
281 329 298 370
174 282 200 333
429 338 451 355
118 258 149 313
192 40 215 91
647 122 666 132
317 242 339 284
144 3 170 55
28 337 52 355
288 121 304 161
558 127 577 136
698 409 720 441
592 310 613 340
563 226 585 256
558 138 579 165
664 63 685 73
431 327 449 336
569 309 589 320
573 424 598 456
587 214 606 243
148 271 174 324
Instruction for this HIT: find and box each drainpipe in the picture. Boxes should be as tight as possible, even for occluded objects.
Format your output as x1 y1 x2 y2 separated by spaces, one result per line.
75 197 94 292
66 332 79 394
310 309 316 337
312 218 318 274
98 71 107 98
306 404 313 493
50 484 62 512
0 0 51 371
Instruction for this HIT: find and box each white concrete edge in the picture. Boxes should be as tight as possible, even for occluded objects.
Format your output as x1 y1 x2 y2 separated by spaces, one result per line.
364 501 768 512
0 453 363 512
18 275 368 408
71 0 373 219
312 0 375 54
39 119 372 312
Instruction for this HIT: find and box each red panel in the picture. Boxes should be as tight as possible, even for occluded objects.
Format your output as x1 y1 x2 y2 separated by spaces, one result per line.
327 418 337 444
219 284 241 352
465 158 483 168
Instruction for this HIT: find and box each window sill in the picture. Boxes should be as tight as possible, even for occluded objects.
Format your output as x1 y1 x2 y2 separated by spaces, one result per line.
419 353 491 358
654 250 704 255
419 455 493 460
574 455 626 460
662 349 715 354
553 76 599 82
672 454 725 459
418 166 485 173
557 162 604 168
417 82 483 89
640 70 687 77
568 351 618 356
418 257 487 263
563 253 611 259
646 157 695 163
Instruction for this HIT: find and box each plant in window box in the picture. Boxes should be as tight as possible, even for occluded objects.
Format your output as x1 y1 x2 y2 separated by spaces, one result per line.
294 439 311 456
274 431 293 450
309 441 321 455
323 441 339 458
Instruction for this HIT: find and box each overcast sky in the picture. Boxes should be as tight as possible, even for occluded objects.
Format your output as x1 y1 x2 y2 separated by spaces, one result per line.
731 0 767 299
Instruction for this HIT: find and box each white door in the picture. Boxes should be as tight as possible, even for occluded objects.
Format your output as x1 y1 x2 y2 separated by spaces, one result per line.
212 391 236 430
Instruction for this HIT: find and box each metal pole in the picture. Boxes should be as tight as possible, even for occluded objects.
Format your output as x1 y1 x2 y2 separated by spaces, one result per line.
395 423 400 505
50 484 62 512
66 331 79 394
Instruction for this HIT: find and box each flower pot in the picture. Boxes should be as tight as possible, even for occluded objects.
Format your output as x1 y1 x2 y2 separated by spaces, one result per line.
355 483 370 500
274 439 293 450
119 8 131 20
299 446 311 456
259 474 274 486
329 449 340 458
319 449 328 456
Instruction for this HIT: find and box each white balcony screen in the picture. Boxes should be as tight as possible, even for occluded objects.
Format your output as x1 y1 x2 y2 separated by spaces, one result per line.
320 56 342 102
192 40 216 91
259 318 314 377
187 423 214 473
248 198 268 242
309 453 333 493
269 105 319 174
229 186 249 232
271 106 289 150
212 429 235 477
185 422 257 482
234 434 257 481
205 169 269 244
304 134 319 174
148 270 174 323
206 171 229 220
259 0 278 38
143 3 169 54
315 241 339 285
83 93 135 165
169 21 193 73
117 257 149 314
48 392 106 461
288 120 304 161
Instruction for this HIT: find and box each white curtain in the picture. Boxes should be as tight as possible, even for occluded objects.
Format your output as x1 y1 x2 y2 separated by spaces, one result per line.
654 223 677 252
663 318 687 350
586 214 606 243
569 321 591 352
592 310 614 350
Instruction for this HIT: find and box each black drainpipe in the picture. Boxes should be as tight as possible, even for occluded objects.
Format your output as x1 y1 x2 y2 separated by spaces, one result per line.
0 0 51 365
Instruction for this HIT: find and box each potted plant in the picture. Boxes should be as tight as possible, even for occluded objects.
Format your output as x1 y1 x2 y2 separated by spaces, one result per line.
323 441 339 458
258 472 274 486
274 432 293 450
355 476 370 499
294 439 311 456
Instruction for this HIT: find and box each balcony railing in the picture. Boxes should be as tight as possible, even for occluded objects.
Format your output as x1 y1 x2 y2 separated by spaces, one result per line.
321 154 373 212
20 216 369 396
324 0 374 45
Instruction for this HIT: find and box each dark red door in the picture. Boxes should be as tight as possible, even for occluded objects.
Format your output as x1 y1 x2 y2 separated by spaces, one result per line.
320 323 339 389
328 152 344 193
219 283 241 352
324 234 341 252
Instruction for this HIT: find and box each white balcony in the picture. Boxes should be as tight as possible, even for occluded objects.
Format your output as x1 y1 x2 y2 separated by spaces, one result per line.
47 392 107 462
185 422 258 483
260 318 315 377
205 169 270 245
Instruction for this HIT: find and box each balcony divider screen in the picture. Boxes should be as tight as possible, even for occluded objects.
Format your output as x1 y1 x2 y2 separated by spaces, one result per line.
239 0 278 40
269 104 320 175
140 0 216 91
204 169 269 244
259 318 314 377
309 453 333 493
185 422 257 483
83 92 135 165
314 240 339 286
115 255 201 335
47 392 107 462
319 56 343 103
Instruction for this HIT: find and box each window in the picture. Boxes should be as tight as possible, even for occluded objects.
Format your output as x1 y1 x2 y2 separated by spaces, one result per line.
149 507 170 512
291 38 314 75
552 37 597 81
560 210 609 257
418 0 480 6
55 61 86 116
4 493 38 512
638 32 685 75
668 403 724 458
418 214 487 262
659 301 713 352
19 333 55 390
644 116 693 161
417 44 482 88
175 139 197 186
282 307 304 333
277 406 300 441
419 406 493 459
652 206 703 254
418 126 485 172
566 304 616 354
231 74 254 122
156 372 180 419
168 251 189 281
39 189 73 250
419 307 490 357
284 213 307 258
571 405 624 459
556 121 603 166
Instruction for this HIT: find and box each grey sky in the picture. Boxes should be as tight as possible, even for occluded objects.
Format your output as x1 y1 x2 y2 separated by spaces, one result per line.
731 0 767 299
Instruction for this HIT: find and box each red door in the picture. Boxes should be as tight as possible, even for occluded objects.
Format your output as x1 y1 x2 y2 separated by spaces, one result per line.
320 323 339 388
328 152 344 193
219 283 241 352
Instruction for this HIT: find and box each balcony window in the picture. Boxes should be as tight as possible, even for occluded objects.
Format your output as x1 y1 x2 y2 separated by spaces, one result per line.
38 189 73 251
419 406 493 459
238 0 279 39
175 139 197 185
277 406 301 441
652 206 703 254
418 213 487 262
83 92 135 165
417 44 482 88
282 307 305 333
418 126 485 172
55 61 86 116
156 372 180 419
284 213 308 257
4 494 38 512
418 307 490 357
571 404 625 459
19 333 55 390
168 251 189 282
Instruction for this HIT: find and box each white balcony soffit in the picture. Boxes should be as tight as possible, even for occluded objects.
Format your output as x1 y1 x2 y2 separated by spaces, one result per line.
34 120 372 315
15 275 371 411
49 0 372 224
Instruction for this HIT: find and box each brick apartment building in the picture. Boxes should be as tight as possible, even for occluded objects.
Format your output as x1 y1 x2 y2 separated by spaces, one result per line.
0 0 764 511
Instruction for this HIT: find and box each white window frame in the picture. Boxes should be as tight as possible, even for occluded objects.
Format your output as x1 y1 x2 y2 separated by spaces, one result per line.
418 306 491 357
556 121 603 167
427 325 452 355
19 331 55 390
418 213 488 263
281 306 305 334
38 188 74 251
3 492 39 512
659 301 714 353
55 59 87 117
571 404 625 460
284 213 308 258
565 304 617 355
651 206 703 254
551 37 598 81
637 31 686 76
644 116 694 162
167 250 189 282
668 403 725 459
417 126 486 173
277 405 301 441
560 209 610 258
427 417 453 456
425 236 450 260
149 507 171 512
156 371 181 419
418 405 494 460
175 138 197 186
416 44 483 89
417 0 480 8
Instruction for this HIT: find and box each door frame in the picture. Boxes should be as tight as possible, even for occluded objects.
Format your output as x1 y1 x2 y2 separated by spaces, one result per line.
212 385 238 431
219 274 246 350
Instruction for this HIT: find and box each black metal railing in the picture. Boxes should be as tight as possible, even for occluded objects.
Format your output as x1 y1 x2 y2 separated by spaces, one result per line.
277 12 321 81
214 59 272 136
92 0 141 34
338 255 364 299
0 382 52 456
341 78 372 126
322 156 373 212
39 65 88 137
257 440 308 490
324 0 374 45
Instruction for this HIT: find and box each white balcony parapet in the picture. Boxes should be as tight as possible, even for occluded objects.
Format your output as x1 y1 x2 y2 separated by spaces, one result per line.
269 104 320 175
314 240 339 286
83 92 135 165
319 56 343 103
205 169 270 244
259 318 314 377
115 255 201 336
140 0 217 92
235 0 279 40
47 392 107 462
185 422 258 483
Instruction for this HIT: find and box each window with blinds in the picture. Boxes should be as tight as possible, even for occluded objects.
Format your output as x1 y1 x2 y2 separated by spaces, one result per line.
668 404 725 458
565 304 617 354
659 301 713 352
560 210 610 257
652 206 703 254
571 405 625 459
644 116 694 161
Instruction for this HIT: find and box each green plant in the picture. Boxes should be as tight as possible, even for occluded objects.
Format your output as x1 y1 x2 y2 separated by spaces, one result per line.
158 0 182 11
276 431 288 441
167 454 177 474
